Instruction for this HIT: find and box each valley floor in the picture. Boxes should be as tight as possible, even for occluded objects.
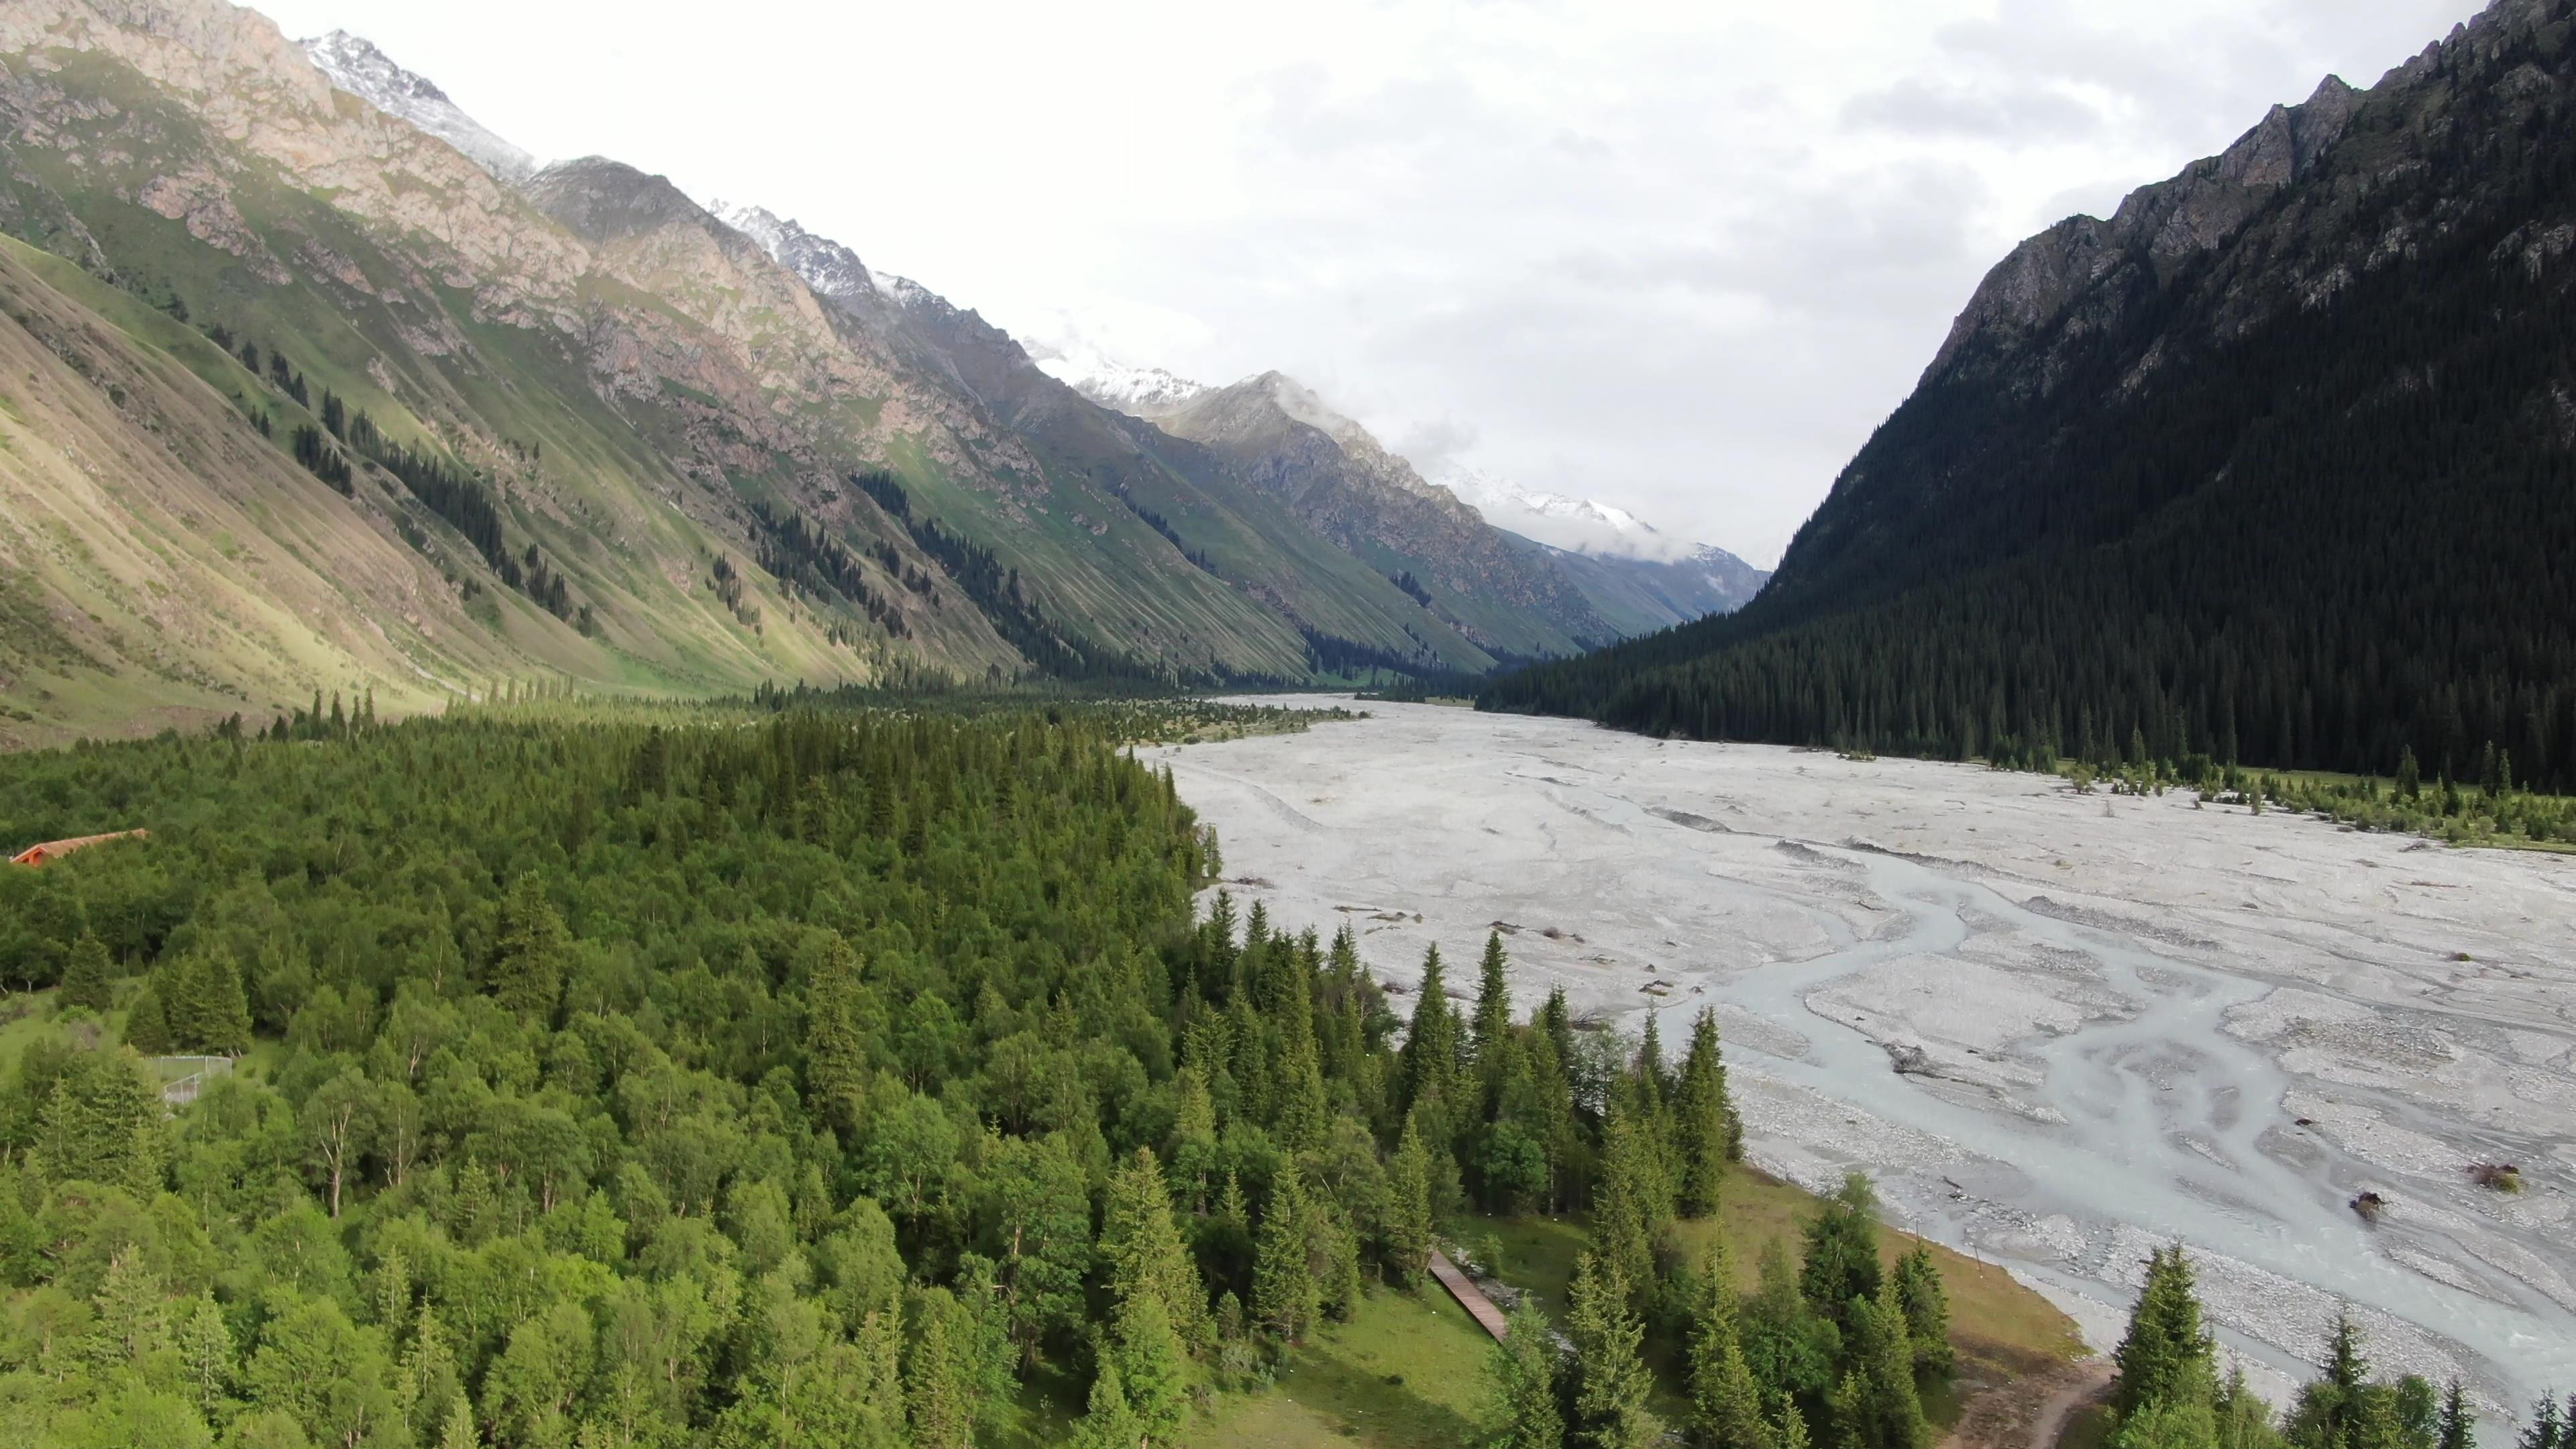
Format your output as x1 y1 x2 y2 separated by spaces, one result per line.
1154 699 2576 1419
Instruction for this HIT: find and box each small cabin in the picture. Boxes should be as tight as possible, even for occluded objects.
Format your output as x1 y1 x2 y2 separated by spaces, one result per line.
8 828 150 866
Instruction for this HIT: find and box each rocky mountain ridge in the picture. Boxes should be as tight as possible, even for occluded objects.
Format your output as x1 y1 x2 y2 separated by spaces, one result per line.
0 0 1678 734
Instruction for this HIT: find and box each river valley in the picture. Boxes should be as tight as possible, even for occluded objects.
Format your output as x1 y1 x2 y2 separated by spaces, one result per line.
1155 700 2576 1417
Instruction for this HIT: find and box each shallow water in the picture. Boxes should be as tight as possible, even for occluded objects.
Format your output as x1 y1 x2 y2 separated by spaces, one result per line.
1158 700 2576 1415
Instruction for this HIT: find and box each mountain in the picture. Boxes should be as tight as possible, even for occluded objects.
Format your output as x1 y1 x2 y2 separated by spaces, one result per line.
1486 0 2576 793
1438 461 1770 629
300 30 539 182
714 207 1517 676
1077 368 1618 655
1028 335 1210 416
0 0 1608 739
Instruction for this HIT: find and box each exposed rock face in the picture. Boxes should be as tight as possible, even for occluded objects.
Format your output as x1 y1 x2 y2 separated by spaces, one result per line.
299 28 538 182
1925 0 2565 400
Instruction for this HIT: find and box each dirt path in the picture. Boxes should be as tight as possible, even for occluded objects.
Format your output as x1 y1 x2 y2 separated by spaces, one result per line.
1941 1358 2115 1449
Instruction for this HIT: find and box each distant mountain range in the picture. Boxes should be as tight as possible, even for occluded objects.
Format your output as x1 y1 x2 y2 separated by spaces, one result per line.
1487 0 2576 794
0 3 1764 740
1038 344 1769 635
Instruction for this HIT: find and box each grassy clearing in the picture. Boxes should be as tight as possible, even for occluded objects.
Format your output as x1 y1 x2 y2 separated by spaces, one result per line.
1174 1164 2087 1448
1183 1283 1497 1449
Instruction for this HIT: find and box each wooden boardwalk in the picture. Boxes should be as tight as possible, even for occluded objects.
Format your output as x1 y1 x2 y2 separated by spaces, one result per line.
1428 1248 1510 1340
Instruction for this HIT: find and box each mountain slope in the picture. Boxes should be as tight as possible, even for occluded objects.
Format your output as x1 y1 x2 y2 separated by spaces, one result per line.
1144 372 1617 656
1440 461 1770 627
1486 0 2576 790
1510 535 1767 636
300 30 538 182
714 207 1509 676
0 0 1618 737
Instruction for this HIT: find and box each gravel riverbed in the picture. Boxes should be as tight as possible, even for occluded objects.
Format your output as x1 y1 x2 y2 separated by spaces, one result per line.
1153 699 2576 1417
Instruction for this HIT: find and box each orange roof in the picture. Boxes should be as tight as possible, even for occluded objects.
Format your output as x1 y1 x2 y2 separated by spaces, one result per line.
9 828 149 867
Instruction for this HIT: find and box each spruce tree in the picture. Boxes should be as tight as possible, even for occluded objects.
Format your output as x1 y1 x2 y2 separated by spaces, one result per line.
60 932 114 1012
1592 1097 1666 1303
1490 1300 1566 1449
2112 1247 2214 1421
1891 1245 1951 1376
804 933 875 1136
2435 1381 2473 1449
1253 1164 1321 1343
906 1287 975 1449
1385 1117 1435 1287
1073 1359 1140 1449
1689 1242 1774 1449
2513 1395 2558 1449
1102 1147 1210 1347
1674 1006 1739 1216
1844 1283 1928 1449
492 874 573 1021
1473 930 1515 1063
1114 1290 1189 1444
1799 1173 1883 1337
1567 1251 1664 1449
1401 944 1463 1114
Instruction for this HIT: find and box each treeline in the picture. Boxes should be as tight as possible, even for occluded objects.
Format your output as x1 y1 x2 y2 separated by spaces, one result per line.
752 504 911 640
201 305 580 627
850 470 1162 684
2097 1246 2494 1449
1108 486 1216 574
1297 624 1444 682
1484 21 2576 792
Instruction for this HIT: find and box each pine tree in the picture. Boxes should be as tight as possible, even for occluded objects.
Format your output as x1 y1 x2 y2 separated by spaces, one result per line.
1892 1245 1951 1377
1566 1251 1664 1449
1254 1164 1321 1343
2112 1247 2214 1421
1490 1300 1566 1449
60 932 114 1012
1673 1006 1739 1216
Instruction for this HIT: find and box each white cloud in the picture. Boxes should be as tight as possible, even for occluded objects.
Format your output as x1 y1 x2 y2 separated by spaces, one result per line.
248 0 2482 566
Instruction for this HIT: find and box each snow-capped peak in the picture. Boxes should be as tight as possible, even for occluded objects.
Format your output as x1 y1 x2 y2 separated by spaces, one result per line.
1434 460 1719 564
709 201 932 309
300 31 539 183
1027 335 1208 417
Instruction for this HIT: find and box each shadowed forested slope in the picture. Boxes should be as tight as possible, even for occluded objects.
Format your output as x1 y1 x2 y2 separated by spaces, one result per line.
1485 0 2576 792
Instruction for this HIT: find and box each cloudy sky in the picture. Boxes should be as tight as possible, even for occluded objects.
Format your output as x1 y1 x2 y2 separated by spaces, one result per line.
256 0 2479 566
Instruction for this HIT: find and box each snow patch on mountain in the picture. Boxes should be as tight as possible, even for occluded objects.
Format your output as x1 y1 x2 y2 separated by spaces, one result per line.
1437 461 1695 563
1028 333 1209 416
300 31 539 183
